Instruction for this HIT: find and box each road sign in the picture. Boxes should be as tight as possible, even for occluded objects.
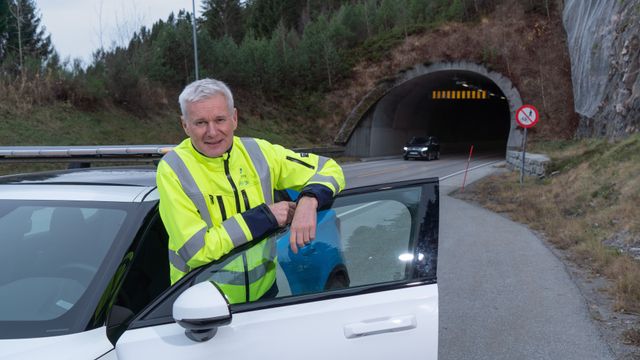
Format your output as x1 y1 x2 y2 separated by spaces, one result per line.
516 105 539 128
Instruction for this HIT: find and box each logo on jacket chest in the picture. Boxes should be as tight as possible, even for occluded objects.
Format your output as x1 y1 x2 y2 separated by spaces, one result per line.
238 167 249 187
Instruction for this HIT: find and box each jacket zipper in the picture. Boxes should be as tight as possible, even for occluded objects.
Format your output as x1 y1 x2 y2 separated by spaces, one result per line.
286 156 315 169
241 189 250 211
224 155 241 214
216 195 227 221
243 253 250 302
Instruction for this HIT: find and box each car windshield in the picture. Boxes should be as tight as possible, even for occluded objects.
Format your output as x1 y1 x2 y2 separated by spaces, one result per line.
408 137 428 145
0 200 131 337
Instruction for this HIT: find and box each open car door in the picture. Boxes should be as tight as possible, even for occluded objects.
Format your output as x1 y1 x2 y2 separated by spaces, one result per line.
113 178 439 360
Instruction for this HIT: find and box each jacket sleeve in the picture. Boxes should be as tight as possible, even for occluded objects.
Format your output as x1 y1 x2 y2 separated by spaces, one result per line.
260 140 346 208
157 160 278 280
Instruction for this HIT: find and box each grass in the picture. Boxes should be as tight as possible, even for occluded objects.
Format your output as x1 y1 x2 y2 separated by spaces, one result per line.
0 103 185 146
0 92 335 175
457 134 640 314
0 89 334 149
347 23 436 65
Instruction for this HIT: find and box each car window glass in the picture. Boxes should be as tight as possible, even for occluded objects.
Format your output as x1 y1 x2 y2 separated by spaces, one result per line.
114 214 170 316
339 199 411 286
409 137 428 145
190 183 436 306
0 202 127 322
23 207 53 235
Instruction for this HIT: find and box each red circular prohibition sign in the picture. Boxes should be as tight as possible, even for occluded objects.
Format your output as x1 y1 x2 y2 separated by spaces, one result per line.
516 105 539 128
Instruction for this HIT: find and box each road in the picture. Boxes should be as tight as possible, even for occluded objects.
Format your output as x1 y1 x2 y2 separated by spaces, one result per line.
341 154 614 360
342 152 502 188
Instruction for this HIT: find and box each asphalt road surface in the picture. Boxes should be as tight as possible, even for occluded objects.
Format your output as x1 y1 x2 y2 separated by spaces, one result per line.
341 154 615 360
342 152 503 189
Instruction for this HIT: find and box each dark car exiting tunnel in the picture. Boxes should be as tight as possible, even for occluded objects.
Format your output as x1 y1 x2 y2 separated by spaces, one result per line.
403 136 440 160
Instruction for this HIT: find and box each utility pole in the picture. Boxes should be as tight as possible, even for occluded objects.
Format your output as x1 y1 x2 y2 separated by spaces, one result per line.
191 0 199 80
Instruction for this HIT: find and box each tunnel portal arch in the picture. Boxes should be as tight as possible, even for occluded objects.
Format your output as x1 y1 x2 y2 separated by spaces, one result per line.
336 62 524 158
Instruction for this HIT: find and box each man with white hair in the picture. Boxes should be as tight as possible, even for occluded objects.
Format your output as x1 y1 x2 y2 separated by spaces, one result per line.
156 78 345 304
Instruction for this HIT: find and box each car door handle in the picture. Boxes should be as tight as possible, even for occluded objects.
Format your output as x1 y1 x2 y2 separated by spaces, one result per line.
343 315 416 338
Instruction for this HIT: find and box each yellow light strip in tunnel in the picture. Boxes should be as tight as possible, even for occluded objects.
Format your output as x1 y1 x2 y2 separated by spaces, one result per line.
432 90 488 99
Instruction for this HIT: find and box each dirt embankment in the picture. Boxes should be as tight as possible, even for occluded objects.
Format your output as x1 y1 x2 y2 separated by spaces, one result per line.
320 0 578 144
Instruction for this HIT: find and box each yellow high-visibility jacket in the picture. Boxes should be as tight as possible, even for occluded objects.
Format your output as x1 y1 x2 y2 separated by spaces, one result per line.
157 136 345 303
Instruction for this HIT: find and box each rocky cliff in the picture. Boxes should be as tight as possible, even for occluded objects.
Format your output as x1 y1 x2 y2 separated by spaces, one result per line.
564 0 640 139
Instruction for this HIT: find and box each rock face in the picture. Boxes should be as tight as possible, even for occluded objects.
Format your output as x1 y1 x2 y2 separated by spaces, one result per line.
563 0 640 139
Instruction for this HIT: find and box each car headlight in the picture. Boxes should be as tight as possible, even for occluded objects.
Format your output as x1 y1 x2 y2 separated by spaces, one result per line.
403 147 408 151
422 147 429 151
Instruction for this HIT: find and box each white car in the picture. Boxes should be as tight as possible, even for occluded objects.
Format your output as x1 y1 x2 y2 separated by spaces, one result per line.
0 146 439 360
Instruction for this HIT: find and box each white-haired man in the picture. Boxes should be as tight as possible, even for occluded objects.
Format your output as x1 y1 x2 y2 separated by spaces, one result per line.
156 78 345 304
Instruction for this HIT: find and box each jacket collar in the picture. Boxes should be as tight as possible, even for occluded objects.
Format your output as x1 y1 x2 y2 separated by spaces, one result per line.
188 139 234 161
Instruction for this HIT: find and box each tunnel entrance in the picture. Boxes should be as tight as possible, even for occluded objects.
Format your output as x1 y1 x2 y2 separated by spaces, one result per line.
338 63 522 158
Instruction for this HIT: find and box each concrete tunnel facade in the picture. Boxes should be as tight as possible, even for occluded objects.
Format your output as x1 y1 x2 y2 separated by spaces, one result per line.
335 62 525 158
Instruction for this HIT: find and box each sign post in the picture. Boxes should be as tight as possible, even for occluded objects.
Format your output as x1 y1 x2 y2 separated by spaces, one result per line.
515 105 539 184
461 144 474 192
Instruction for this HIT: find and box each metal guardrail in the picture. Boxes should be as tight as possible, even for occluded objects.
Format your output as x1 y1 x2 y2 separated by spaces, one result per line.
0 145 174 163
293 146 345 157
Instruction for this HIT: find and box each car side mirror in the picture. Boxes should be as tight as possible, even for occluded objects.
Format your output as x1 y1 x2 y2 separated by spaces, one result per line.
173 281 231 342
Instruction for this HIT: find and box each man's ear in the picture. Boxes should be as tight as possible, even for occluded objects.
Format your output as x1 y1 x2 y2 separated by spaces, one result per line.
180 116 189 134
232 108 238 131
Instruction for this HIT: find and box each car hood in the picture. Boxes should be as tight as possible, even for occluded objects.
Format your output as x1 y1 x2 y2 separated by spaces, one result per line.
0 327 113 360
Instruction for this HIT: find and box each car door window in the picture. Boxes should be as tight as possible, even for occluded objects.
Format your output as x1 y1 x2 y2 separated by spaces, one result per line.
114 213 170 315
195 185 433 300
132 179 438 326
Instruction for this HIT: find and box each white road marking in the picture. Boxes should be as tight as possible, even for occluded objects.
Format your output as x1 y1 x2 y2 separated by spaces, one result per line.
440 160 502 180
336 201 381 218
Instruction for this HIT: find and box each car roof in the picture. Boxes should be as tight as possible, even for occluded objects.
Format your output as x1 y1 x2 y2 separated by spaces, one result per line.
409 137 428 143
0 166 158 202
0 166 157 186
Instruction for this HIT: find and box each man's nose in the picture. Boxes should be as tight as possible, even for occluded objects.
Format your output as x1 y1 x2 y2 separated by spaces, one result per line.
205 121 217 135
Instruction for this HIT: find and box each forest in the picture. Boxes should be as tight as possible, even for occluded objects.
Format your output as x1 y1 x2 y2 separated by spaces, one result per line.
0 0 556 114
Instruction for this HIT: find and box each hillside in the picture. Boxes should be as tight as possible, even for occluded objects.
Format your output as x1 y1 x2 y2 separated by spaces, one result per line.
320 0 577 143
0 0 577 151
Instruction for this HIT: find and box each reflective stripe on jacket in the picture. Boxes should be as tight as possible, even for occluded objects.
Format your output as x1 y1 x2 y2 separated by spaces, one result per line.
157 136 345 303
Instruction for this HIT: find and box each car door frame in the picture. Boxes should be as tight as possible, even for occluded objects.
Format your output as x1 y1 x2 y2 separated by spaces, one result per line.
113 177 439 359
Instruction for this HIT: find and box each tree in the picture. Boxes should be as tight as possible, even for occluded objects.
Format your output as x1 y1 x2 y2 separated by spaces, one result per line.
333 4 367 48
2 0 52 70
245 0 304 37
145 11 198 87
237 30 270 88
408 0 429 23
375 0 401 33
201 0 245 43
0 0 9 59
245 0 284 38
298 14 346 89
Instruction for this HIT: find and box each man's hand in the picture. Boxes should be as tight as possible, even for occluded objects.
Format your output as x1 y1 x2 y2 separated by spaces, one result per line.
289 196 318 254
268 201 296 227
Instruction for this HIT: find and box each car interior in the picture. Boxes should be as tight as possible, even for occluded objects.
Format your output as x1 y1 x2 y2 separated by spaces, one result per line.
115 213 170 315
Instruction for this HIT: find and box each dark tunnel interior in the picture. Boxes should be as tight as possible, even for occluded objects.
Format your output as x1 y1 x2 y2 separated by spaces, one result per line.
356 70 512 157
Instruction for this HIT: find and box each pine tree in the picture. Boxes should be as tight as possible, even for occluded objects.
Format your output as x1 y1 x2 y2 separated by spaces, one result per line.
201 0 245 43
245 0 305 37
0 0 9 59
2 0 52 68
